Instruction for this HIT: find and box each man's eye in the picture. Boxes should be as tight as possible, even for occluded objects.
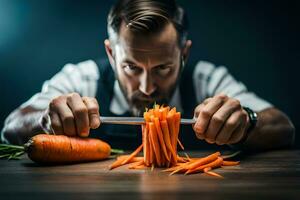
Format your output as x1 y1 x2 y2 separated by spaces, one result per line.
156 66 171 77
123 65 142 75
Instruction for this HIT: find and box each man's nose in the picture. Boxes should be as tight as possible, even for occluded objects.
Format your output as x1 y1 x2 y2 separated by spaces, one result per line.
139 73 156 96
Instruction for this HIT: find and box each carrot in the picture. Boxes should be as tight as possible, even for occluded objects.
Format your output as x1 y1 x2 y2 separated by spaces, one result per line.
166 110 175 147
186 152 221 170
177 138 185 150
169 162 191 175
148 134 154 166
110 156 144 170
128 160 144 169
121 144 143 165
203 167 223 178
129 165 147 170
222 160 240 166
205 171 224 178
154 117 170 161
149 122 162 166
161 120 176 164
23 134 111 164
177 155 188 163
110 157 126 170
117 155 143 161
143 112 151 122
143 124 150 166
162 164 182 172
174 112 181 144
107 104 241 177
166 113 177 164
185 157 223 175
203 167 212 173
154 105 161 119
159 107 168 121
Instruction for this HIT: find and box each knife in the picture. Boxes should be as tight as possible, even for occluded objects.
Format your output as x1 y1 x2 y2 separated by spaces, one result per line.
99 116 196 125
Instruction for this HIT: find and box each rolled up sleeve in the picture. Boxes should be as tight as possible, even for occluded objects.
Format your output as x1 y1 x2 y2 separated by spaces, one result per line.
20 60 99 110
193 61 272 112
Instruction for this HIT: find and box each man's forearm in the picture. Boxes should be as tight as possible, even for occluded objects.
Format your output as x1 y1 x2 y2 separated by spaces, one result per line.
1 107 45 145
242 108 295 152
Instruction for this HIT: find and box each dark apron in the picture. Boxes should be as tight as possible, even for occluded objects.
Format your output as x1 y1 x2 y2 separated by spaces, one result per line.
91 58 229 151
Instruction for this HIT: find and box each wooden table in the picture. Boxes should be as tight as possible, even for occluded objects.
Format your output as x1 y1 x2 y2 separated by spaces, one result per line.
1 150 299 200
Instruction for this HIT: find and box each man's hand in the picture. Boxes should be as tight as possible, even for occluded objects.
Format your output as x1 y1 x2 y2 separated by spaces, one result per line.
41 93 101 137
193 94 250 145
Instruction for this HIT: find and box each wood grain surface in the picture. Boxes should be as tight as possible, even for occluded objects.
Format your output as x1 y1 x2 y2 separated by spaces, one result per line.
0 150 299 200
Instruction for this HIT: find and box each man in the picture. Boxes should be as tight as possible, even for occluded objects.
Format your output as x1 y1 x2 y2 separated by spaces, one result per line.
1 0 295 151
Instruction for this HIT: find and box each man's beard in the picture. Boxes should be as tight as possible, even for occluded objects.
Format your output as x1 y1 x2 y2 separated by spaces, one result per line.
117 79 177 117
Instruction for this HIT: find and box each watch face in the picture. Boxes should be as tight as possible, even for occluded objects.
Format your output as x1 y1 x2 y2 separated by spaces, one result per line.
253 112 258 119
243 107 257 128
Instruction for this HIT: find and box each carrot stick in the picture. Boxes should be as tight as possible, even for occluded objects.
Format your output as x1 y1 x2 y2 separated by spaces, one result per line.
148 132 154 166
129 165 147 170
169 163 190 175
177 138 185 150
204 167 224 178
109 104 241 177
121 144 143 165
184 152 191 161
161 120 176 165
173 112 181 152
154 105 161 119
162 165 181 172
185 157 223 175
159 107 168 121
170 107 177 113
177 155 187 163
154 104 160 110
203 167 211 173
154 117 170 161
143 112 151 122
222 160 240 166
149 122 162 166
143 124 150 166
160 150 166 167
110 157 127 170
174 112 181 135
110 156 144 170
205 171 223 178
128 160 144 169
166 112 177 165
186 152 221 170
116 155 143 161
151 164 154 171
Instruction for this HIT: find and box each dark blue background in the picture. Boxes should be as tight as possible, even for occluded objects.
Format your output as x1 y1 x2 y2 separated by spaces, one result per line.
0 0 299 147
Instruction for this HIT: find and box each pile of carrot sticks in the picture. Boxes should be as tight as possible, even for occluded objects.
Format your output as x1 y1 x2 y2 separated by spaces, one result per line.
109 105 240 177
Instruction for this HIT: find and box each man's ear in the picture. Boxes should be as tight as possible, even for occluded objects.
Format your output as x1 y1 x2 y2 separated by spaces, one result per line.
104 39 115 69
182 40 192 64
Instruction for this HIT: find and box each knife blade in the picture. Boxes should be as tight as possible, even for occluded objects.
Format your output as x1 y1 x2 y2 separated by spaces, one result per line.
99 116 196 125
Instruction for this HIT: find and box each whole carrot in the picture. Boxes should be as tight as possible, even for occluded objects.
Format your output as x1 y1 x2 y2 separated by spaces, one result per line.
0 134 113 164
25 134 111 164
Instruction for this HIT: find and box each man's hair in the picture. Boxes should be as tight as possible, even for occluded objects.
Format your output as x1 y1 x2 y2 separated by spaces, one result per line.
107 0 189 47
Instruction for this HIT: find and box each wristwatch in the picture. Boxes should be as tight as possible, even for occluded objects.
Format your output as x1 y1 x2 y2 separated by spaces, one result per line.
243 107 258 132
232 107 258 146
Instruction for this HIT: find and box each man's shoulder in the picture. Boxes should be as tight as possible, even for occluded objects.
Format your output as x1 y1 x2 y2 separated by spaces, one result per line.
59 58 113 81
61 59 100 80
185 60 222 80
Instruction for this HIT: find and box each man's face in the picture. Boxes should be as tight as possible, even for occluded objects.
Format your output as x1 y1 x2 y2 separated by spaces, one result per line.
108 23 183 116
